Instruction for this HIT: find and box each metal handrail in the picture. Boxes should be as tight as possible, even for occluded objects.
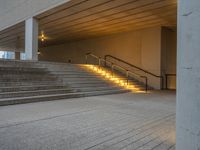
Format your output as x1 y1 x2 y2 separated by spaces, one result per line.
165 74 176 90
85 53 148 92
105 54 164 89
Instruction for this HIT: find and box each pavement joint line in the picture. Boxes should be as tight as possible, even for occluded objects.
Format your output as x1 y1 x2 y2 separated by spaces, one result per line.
167 145 175 150
82 114 175 150
136 124 175 150
73 112 174 143
85 116 175 150
119 121 174 150
0 107 141 132
150 131 175 150
70 114 161 148
0 108 97 129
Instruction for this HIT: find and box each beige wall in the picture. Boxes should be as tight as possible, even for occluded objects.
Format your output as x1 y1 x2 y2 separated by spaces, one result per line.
0 0 70 30
161 27 177 89
40 27 167 89
40 27 177 89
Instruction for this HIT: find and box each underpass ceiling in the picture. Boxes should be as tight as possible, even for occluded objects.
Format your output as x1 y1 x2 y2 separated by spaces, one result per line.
0 0 177 51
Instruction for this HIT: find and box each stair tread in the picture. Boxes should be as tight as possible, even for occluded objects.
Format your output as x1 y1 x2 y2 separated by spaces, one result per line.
0 88 129 101
0 59 146 106
0 88 72 95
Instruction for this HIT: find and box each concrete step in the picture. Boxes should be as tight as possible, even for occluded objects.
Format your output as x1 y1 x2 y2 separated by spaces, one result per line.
51 71 99 75
0 74 56 78
0 59 71 67
0 77 60 82
68 82 117 87
0 71 50 76
0 67 48 72
74 86 123 92
65 79 113 84
0 93 84 106
0 88 73 98
0 81 63 86
84 89 130 97
0 89 129 106
0 85 68 92
0 75 58 80
0 60 145 106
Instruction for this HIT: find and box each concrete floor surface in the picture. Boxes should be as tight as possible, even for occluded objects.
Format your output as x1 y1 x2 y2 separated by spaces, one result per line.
0 91 176 150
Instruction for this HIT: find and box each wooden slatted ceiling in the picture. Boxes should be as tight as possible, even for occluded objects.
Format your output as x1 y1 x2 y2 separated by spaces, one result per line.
0 0 177 50
0 22 24 50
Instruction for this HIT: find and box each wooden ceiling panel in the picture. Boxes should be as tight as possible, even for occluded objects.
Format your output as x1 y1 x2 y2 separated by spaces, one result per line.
39 0 160 30
38 0 177 46
37 0 89 19
43 4 176 37
47 16 173 41
0 0 177 49
44 20 169 46
0 22 24 50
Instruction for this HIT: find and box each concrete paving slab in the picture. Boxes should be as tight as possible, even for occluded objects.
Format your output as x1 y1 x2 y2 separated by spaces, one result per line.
0 91 176 150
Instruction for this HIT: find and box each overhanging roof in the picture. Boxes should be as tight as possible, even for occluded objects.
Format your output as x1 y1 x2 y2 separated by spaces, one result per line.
0 0 177 51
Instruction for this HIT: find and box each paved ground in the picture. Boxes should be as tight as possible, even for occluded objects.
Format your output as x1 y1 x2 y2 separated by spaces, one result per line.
0 91 176 150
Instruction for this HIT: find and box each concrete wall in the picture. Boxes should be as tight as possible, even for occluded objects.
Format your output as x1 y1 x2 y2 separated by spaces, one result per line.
0 0 70 31
177 0 200 149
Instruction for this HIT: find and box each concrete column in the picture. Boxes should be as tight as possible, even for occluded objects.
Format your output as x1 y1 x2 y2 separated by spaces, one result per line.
25 18 38 60
15 52 20 60
177 0 200 150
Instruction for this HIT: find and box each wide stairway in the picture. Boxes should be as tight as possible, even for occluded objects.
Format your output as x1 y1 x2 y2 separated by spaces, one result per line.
0 59 146 106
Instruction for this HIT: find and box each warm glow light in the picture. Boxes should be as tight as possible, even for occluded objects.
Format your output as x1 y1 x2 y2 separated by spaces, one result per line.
39 31 47 42
84 64 146 93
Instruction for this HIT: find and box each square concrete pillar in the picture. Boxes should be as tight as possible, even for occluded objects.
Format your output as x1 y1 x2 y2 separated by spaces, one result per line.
25 18 38 61
177 0 200 150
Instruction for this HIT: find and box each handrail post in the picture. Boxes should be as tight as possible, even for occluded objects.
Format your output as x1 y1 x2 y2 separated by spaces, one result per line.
165 74 168 90
140 76 148 93
85 54 88 64
105 54 166 91
145 77 148 93
126 70 129 85
98 57 101 70
111 63 114 77
161 76 164 90
104 55 107 67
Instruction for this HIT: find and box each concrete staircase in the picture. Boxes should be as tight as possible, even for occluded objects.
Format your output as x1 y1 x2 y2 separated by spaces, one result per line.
0 60 132 106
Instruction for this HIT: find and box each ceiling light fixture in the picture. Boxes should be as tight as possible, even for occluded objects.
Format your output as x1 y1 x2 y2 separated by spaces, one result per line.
40 31 46 42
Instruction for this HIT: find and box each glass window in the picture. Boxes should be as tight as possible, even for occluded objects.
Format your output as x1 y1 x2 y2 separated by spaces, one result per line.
0 51 15 59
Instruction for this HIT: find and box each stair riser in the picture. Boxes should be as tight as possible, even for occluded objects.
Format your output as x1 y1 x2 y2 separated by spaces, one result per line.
0 60 146 106
63 78 110 83
55 75 103 78
0 94 85 106
0 74 56 78
0 72 50 76
0 86 68 92
84 90 130 97
0 90 129 106
0 68 48 72
69 82 117 87
0 82 63 86
0 78 60 82
0 89 73 98
75 87 122 92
